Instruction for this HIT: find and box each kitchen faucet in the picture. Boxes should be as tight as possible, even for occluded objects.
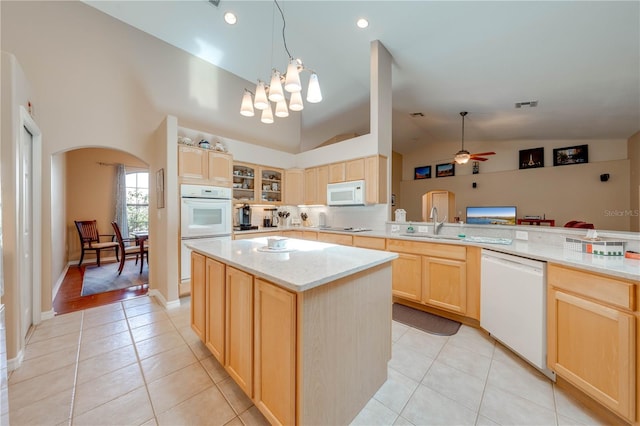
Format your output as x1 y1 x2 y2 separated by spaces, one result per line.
430 206 447 235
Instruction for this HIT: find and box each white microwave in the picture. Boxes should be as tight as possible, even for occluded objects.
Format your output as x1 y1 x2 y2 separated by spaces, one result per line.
327 180 366 206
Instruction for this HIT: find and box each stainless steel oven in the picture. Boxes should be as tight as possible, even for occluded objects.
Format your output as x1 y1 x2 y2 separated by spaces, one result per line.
180 184 232 281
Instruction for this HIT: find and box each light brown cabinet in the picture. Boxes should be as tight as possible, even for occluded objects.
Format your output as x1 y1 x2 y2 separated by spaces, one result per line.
178 145 233 186
225 266 254 397
422 190 456 222
259 167 283 204
254 278 297 425
317 232 353 246
205 258 225 364
346 158 365 181
284 169 304 206
547 264 636 422
352 236 386 250
304 166 329 205
190 252 206 341
365 155 387 204
391 252 422 302
387 239 470 316
328 162 346 183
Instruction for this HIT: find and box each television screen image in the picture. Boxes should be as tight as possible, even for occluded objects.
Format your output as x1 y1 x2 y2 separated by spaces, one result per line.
466 206 517 225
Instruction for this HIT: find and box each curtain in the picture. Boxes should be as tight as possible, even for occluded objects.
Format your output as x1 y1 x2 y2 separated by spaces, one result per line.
115 164 129 238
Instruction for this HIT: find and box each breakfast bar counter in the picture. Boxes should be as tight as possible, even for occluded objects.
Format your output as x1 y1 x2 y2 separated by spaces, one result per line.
186 237 397 425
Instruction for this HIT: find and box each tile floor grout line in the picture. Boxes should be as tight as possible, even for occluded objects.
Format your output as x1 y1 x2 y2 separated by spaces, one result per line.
472 341 497 426
66 310 86 426
121 299 161 425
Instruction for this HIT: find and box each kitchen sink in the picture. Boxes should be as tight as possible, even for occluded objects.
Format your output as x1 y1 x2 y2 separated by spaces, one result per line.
400 233 461 241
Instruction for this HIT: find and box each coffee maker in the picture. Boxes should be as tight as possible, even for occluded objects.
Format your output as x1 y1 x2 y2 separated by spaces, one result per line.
237 204 257 230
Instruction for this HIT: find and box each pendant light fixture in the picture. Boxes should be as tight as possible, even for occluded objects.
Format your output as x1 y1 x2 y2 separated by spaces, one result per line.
239 0 322 123
453 111 496 164
454 112 471 165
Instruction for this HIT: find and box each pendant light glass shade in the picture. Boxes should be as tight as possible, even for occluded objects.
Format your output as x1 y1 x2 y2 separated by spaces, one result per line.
275 100 289 117
268 70 284 102
454 151 471 164
261 103 274 124
284 60 302 93
289 91 304 111
306 73 322 103
254 81 269 110
240 90 255 117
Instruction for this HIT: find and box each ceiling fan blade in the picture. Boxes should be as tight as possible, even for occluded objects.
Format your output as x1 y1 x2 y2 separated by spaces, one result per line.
471 157 490 161
471 152 496 156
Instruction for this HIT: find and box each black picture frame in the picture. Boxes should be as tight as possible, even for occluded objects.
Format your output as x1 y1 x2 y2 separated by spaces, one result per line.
553 144 588 166
414 165 431 179
436 163 455 177
519 147 544 169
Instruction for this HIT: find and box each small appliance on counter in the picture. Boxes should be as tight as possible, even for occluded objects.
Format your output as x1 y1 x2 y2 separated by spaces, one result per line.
262 208 279 228
236 204 257 230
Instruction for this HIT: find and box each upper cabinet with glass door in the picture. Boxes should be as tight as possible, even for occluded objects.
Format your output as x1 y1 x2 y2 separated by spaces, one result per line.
232 163 257 203
259 167 283 204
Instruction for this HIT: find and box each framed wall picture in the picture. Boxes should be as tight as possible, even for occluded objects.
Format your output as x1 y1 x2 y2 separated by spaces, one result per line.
414 165 431 179
553 144 588 166
519 147 544 169
435 163 455 177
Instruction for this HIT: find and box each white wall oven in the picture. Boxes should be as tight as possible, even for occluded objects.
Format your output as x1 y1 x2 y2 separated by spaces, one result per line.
180 184 232 281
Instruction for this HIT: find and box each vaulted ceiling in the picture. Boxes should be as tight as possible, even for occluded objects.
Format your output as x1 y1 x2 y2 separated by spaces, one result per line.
85 1 640 155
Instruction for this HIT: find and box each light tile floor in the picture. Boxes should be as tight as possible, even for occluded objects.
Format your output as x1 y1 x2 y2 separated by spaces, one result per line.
8 296 607 425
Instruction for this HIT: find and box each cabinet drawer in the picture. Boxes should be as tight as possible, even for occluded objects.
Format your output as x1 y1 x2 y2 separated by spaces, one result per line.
353 236 386 250
317 232 353 246
548 264 635 311
387 239 466 260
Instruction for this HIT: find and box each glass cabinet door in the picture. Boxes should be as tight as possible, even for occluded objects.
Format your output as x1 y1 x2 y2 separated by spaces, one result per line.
232 164 257 202
260 168 282 204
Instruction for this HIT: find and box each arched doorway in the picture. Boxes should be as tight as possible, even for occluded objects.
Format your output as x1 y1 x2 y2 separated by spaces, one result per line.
53 147 150 314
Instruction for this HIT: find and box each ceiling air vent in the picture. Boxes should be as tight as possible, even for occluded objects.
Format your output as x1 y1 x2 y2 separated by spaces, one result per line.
515 100 538 108
208 0 220 7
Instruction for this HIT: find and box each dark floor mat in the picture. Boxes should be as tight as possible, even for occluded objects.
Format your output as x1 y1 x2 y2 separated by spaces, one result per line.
392 303 461 336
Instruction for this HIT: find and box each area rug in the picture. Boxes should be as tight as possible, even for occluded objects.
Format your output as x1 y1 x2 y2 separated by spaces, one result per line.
392 303 461 336
81 261 148 296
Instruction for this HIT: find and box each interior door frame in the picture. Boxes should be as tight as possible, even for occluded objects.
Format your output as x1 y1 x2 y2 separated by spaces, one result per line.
18 106 42 328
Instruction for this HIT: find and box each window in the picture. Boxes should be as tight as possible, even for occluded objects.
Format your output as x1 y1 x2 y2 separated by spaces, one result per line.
126 172 149 233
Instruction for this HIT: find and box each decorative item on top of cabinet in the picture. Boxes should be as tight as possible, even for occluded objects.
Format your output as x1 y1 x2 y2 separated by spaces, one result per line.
178 145 233 186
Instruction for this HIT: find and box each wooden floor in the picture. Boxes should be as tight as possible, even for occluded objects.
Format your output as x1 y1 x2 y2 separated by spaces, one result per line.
53 261 148 315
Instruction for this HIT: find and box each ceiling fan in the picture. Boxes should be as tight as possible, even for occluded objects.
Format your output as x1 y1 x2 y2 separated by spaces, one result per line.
453 111 495 164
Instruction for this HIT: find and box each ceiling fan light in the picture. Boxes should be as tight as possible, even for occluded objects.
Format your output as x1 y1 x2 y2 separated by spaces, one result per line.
275 99 289 117
260 103 274 124
454 150 471 164
268 69 284 102
306 73 322 103
254 81 269 110
289 91 304 111
240 90 255 117
284 60 302 93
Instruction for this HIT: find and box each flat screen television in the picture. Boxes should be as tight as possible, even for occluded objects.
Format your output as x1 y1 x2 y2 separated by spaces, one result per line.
466 206 517 225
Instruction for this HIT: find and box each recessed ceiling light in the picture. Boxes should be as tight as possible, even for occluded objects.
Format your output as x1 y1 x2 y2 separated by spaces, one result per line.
356 18 369 29
224 12 237 25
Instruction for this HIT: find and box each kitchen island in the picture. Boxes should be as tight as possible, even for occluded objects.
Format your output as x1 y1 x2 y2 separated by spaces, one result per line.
186 237 397 426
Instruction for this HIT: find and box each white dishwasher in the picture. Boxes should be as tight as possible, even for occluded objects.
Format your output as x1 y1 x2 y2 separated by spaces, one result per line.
481 249 555 380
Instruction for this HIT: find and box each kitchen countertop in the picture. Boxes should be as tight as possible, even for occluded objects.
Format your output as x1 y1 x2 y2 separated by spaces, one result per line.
185 237 398 292
233 226 640 281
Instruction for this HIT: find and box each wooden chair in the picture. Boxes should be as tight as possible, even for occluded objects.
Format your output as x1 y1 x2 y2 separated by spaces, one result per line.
74 220 119 267
112 222 148 275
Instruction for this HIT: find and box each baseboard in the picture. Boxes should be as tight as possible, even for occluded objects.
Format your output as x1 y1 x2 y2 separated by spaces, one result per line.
148 289 181 310
40 310 55 321
52 264 69 303
7 350 24 372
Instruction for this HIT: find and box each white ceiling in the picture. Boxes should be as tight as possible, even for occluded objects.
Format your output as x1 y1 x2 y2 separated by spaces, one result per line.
85 1 640 155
